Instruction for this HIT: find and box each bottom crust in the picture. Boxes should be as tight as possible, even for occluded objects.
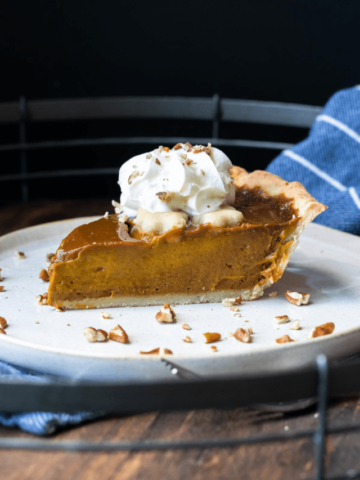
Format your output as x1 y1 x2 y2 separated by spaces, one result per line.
58 283 270 310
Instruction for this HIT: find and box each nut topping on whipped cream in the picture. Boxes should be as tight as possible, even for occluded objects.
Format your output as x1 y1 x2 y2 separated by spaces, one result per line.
119 143 235 219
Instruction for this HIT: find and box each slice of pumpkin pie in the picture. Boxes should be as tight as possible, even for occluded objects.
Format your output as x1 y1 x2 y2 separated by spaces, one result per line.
47 143 326 309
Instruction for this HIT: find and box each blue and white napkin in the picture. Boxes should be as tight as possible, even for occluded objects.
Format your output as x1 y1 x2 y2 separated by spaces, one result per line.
267 86 360 235
0 360 100 435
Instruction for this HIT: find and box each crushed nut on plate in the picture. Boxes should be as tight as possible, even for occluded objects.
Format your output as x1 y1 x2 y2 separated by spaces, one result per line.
269 291 278 297
182 323 191 330
101 312 112 319
183 336 192 343
36 293 48 305
0 286 4 292
203 332 221 344
275 335 294 344
246 327 254 335
0 328 6 335
285 290 310 306
230 306 240 312
0 317 7 329
222 296 242 307
109 324 129 344
84 327 109 343
84 327 97 342
96 329 108 342
210 346 218 352
140 348 160 355
309 322 335 339
156 304 176 323
39 269 50 282
275 315 290 324
234 328 251 343
140 347 173 355
15 250 25 259
290 320 301 330
46 253 55 262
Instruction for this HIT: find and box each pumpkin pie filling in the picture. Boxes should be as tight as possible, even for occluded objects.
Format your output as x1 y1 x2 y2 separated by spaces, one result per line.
47 145 327 309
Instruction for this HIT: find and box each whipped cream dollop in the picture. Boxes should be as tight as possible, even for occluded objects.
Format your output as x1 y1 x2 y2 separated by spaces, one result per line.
119 143 235 217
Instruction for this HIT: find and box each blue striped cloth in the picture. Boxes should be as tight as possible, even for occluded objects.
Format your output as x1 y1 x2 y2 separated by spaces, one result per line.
2 87 360 436
0 361 100 435
267 86 360 235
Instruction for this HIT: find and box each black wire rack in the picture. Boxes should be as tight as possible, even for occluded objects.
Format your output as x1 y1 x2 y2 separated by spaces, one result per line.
1 95 360 480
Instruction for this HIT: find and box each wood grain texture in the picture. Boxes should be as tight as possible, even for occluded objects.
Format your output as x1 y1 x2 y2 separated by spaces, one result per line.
0 200 360 480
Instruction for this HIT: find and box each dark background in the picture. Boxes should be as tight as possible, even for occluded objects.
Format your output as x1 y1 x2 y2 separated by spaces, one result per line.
1 0 359 205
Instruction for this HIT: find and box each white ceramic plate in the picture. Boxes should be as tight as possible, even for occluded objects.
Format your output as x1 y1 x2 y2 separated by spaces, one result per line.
0 218 359 382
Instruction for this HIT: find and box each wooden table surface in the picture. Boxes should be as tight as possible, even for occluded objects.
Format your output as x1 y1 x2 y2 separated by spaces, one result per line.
1 199 360 480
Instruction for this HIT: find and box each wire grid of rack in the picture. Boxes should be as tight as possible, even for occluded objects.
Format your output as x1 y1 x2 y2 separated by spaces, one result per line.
1 95 360 480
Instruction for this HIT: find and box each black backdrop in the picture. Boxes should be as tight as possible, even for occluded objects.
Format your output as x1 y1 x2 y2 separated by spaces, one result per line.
1 0 359 204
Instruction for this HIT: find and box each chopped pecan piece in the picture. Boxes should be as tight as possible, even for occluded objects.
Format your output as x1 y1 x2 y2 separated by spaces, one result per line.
36 294 48 305
128 171 140 184
15 251 25 259
56 307 65 312
290 320 301 330
140 348 160 355
210 346 218 352
234 328 251 343
156 304 176 323
101 312 112 319
0 286 4 292
275 335 294 344
182 323 191 330
222 296 242 307
230 306 240 312
285 290 310 306
156 192 175 203
0 317 7 329
96 329 108 342
268 291 278 297
0 328 6 335
39 269 49 282
155 158 161 165
46 253 55 262
309 322 335 338
84 327 97 342
203 332 221 344
173 143 182 150
162 348 173 355
183 336 192 343
109 324 129 344
112 200 123 214
275 315 290 324
163 147 170 152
